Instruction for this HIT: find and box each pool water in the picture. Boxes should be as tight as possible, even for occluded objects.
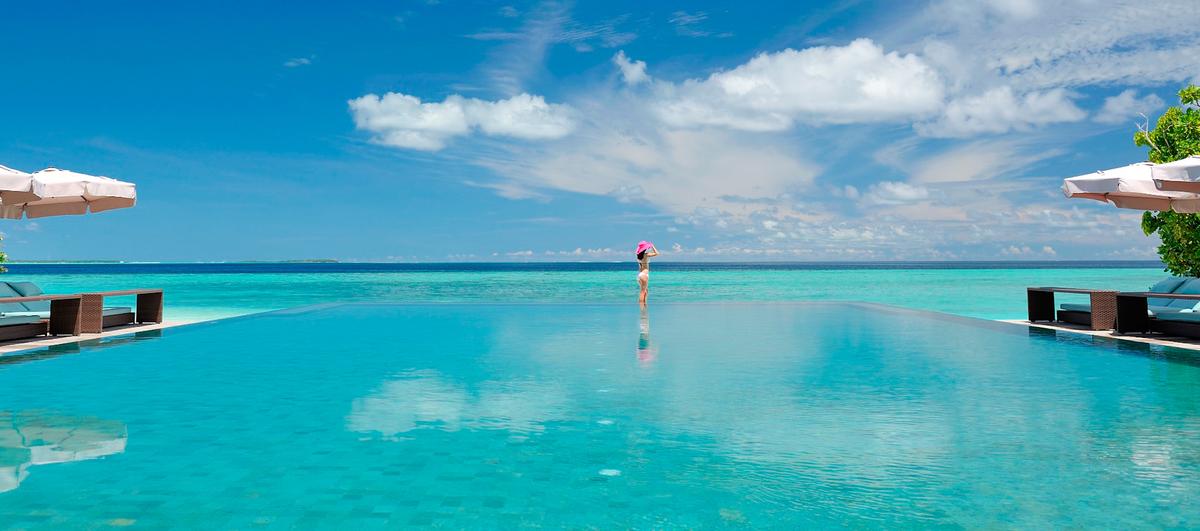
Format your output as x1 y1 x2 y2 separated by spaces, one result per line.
1 303 1198 528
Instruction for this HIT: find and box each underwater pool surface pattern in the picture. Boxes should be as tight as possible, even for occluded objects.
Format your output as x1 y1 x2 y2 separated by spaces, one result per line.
1 303 1199 528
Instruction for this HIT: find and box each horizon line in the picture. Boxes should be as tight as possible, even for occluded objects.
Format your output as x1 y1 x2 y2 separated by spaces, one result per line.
3 259 1166 265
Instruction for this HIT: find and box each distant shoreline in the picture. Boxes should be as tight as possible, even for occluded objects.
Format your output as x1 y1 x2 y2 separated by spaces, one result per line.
0 260 1166 273
2 258 1161 264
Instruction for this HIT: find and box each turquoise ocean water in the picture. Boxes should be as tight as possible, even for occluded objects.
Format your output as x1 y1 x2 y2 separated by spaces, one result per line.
2 262 1169 322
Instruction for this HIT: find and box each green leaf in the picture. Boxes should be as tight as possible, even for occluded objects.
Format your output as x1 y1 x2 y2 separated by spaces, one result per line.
1136 85 1200 275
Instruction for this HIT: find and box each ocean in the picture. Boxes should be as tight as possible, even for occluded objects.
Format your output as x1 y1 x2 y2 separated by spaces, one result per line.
0 261 1169 322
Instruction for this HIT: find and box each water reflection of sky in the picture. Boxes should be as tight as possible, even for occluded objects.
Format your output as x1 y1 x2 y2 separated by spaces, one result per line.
0 410 127 493
343 304 1200 526
347 370 572 439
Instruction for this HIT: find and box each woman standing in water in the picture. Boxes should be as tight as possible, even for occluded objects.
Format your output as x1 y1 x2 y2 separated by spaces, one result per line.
635 241 658 305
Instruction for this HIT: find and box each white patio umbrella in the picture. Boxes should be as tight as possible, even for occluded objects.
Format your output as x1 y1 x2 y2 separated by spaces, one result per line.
0 168 136 219
1062 161 1200 212
1151 155 1200 192
0 165 42 204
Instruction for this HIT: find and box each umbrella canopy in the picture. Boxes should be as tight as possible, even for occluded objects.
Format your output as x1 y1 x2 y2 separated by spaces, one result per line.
0 168 136 219
1152 155 1200 192
1062 162 1200 212
0 165 42 205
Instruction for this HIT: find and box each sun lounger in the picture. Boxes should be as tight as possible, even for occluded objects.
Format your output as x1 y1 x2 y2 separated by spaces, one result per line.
0 290 83 341
1029 277 1200 330
0 282 136 330
0 315 49 342
0 282 163 339
1115 289 1200 337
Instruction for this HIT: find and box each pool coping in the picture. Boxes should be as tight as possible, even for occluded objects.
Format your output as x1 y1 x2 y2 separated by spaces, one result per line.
0 321 194 356
999 319 1200 351
4 301 1199 366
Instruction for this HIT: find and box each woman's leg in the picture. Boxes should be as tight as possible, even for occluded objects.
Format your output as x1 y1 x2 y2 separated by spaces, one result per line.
638 277 648 304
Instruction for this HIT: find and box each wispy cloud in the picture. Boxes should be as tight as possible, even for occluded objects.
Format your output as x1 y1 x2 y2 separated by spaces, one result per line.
283 56 313 68
1094 89 1165 125
890 139 1063 184
668 11 731 38
892 0 1200 92
915 87 1085 137
468 2 636 94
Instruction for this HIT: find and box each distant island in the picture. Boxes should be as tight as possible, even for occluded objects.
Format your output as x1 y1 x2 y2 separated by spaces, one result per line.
8 259 341 264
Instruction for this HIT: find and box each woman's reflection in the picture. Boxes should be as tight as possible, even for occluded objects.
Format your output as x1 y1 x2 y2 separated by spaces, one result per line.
637 306 657 364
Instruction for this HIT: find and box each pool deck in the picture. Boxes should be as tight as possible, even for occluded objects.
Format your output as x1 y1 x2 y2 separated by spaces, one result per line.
1002 319 1200 351
0 321 192 356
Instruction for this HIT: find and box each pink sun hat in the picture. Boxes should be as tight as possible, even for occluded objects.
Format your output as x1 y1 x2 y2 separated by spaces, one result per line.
635 241 654 255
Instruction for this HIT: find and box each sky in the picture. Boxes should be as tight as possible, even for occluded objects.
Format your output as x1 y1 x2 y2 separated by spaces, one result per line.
2 0 1198 261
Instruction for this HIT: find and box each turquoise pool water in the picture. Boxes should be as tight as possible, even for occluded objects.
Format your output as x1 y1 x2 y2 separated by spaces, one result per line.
1 303 1198 528
5 263 1168 321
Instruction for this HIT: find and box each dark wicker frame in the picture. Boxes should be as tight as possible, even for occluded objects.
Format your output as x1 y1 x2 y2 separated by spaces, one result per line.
1115 292 1200 337
0 294 84 340
80 289 163 334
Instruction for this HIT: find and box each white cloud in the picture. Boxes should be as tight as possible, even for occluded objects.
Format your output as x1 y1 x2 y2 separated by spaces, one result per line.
481 125 819 217
654 39 943 131
1094 89 1165 125
283 57 312 68
349 92 575 151
543 247 618 258
498 5 518 18
612 51 648 86
1000 244 1055 256
348 2 1190 260
862 181 930 205
916 86 1085 137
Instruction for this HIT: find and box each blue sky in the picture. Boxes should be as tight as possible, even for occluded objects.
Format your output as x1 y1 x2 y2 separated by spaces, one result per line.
2 0 1197 261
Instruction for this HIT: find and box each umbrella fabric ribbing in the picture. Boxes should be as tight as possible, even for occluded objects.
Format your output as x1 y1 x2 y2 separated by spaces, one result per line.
1152 155 1200 192
0 168 136 219
0 165 42 204
1062 162 1200 212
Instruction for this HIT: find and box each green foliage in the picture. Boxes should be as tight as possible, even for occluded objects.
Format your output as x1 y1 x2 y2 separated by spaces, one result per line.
1135 85 1200 276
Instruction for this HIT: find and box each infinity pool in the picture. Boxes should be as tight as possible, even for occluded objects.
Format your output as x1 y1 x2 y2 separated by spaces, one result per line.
1 303 1198 528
